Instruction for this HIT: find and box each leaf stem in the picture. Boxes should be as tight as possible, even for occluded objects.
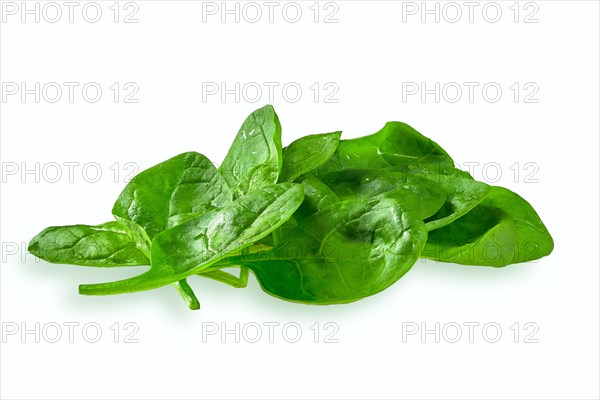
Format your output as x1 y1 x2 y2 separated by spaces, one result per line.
271 228 282 247
199 269 249 288
173 279 200 310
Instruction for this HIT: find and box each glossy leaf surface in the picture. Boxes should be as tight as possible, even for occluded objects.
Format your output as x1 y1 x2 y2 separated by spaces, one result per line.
318 122 454 174
423 186 554 266
320 169 446 219
27 106 554 310
113 151 232 240
238 198 427 304
280 131 341 182
29 222 149 267
220 105 283 197
79 183 304 295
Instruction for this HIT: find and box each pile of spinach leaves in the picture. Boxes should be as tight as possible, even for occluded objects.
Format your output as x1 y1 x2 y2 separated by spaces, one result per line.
29 105 554 309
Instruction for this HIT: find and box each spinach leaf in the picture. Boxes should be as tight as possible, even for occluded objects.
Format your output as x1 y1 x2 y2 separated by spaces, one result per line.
233 197 427 304
27 105 554 309
293 176 340 219
280 131 341 182
320 169 446 219
379 163 489 231
28 221 149 267
423 186 554 267
111 151 234 308
318 122 454 175
220 105 283 197
79 183 304 295
113 151 232 240
255 176 341 249
420 174 490 231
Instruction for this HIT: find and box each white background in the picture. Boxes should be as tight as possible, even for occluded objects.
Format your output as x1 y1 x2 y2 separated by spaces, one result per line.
1 1 599 399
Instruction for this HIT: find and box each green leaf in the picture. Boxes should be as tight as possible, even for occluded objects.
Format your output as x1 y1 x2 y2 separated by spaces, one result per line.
113 151 232 240
79 183 304 295
111 151 233 307
421 174 490 231
320 169 446 220
220 105 283 197
379 163 489 230
237 197 428 304
280 131 341 182
423 186 554 267
318 122 454 174
293 176 341 220
28 221 149 267
27 105 555 309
